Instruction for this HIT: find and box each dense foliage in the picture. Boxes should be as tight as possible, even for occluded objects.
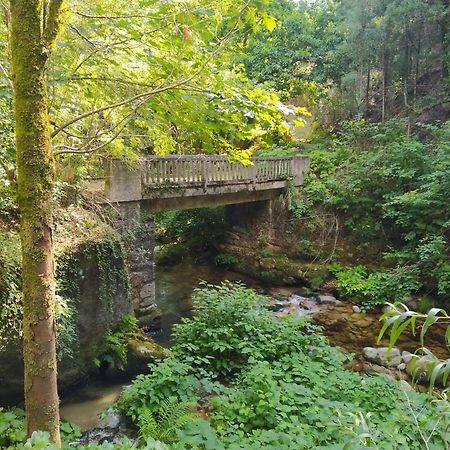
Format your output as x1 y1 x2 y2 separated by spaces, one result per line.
155 207 225 260
242 0 449 121
292 119 450 309
0 0 304 177
114 283 449 449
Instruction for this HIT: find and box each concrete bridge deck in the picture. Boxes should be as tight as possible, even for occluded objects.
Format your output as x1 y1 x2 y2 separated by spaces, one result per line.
105 155 309 212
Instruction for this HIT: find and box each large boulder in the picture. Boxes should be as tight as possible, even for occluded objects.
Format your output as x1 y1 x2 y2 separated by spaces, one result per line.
0 211 133 404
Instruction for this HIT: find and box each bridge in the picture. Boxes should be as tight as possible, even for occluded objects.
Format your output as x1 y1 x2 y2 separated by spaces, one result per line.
105 155 309 212
101 155 309 315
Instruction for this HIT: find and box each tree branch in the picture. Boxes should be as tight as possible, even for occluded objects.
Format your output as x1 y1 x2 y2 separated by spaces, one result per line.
51 0 250 139
53 98 147 156
0 61 13 89
75 11 162 20
51 53 218 138
43 0 64 49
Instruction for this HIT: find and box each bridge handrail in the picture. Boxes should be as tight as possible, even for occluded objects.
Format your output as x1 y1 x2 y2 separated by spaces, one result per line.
140 155 308 187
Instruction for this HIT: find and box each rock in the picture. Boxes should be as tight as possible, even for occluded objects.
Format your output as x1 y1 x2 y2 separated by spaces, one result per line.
126 337 169 375
406 355 436 383
317 294 340 305
363 347 378 361
363 347 402 367
398 380 413 391
352 305 361 313
402 351 414 364
382 305 397 314
137 310 162 330
139 283 154 300
98 412 123 430
377 347 402 367
397 363 406 371
353 317 373 328
371 364 388 374
405 298 418 311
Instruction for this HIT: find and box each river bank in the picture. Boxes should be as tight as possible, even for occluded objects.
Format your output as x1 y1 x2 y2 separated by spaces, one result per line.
63 256 447 436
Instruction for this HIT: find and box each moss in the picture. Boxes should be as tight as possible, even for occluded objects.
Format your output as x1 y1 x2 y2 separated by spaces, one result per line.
137 308 162 329
126 337 169 374
128 338 169 360
224 250 332 288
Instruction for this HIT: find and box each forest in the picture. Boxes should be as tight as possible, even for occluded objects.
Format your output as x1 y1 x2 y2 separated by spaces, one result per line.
0 0 449 448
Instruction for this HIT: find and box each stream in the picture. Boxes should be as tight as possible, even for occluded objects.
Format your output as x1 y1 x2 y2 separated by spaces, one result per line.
60 258 258 430
60 257 447 430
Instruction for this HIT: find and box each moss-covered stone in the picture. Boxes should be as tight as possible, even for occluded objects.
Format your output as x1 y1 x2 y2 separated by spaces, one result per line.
137 307 162 330
0 209 133 403
223 249 331 288
126 337 169 375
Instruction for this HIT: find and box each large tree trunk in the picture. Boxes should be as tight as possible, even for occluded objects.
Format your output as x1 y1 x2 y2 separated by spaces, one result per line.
9 0 63 445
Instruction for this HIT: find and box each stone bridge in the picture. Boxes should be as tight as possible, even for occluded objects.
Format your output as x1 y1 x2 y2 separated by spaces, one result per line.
102 155 309 319
105 155 309 211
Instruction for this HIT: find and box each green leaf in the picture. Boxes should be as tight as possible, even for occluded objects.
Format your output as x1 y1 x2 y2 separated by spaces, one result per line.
263 15 276 32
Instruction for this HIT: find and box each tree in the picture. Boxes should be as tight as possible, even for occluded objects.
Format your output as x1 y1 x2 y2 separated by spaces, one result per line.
241 0 342 101
9 0 65 444
4 1 282 444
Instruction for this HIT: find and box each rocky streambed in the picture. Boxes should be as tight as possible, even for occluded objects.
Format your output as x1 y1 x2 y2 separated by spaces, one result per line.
267 287 448 389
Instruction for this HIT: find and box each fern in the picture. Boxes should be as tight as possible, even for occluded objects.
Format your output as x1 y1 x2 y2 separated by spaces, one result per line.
138 397 195 444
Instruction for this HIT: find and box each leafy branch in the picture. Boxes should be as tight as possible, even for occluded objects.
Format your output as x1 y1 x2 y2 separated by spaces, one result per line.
378 302 450 390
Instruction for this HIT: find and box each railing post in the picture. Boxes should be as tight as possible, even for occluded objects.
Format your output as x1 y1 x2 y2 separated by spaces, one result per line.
291 156 309 185
105 158 142 202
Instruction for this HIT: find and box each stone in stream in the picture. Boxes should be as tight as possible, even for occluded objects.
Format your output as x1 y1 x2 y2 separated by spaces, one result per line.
352 305 361 313
402 351 414 364
363 347 402 367
398 380 413 391
406 355 441 384
317 294 341 305
98 412 123 430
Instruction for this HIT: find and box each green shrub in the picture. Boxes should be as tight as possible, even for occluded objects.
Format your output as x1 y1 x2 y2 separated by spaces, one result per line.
172 282 321 377
116 283 448 449
300 120 449 303
214 253 239 267
331 264 421 310
0 408 81 450
94 314 139 369
137 397 195 444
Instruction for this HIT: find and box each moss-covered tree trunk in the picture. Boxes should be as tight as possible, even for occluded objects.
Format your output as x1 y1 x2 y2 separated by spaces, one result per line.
9 0 64 445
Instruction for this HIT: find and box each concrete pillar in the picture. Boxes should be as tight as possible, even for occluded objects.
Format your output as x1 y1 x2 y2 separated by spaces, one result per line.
115 202 156 319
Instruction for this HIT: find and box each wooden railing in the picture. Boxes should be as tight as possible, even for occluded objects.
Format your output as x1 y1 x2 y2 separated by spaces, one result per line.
140 155 308 187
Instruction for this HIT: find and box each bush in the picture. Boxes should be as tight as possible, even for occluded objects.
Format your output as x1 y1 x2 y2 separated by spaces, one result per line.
172 282 322 377
0 408 81 450
298 119 449 304
331 264 422 310
116 283 448 449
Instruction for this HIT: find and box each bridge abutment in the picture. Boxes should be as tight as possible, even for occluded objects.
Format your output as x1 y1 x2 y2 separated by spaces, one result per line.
114 201 157 320
224 196 291 250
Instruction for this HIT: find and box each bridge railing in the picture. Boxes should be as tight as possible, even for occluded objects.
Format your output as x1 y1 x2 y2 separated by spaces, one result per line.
140 155 308 187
